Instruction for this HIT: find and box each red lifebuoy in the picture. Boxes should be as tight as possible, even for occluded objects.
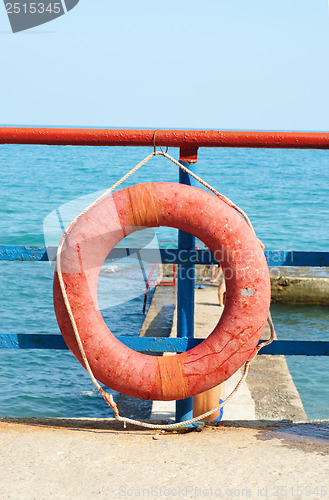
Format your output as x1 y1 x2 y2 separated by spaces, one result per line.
53 182 270 401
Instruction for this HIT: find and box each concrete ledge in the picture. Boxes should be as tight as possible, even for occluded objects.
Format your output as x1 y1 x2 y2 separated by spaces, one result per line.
248 355 307 421
271 275 329 304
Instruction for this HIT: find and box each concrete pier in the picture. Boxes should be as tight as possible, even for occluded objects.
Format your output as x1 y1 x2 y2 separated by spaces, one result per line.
270 267 329 304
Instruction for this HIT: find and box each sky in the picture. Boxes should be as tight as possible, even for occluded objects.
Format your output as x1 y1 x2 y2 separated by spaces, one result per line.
1 0 329 131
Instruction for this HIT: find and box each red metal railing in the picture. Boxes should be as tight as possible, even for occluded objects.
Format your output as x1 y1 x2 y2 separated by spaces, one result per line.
1 128 329 163
142 264 177 314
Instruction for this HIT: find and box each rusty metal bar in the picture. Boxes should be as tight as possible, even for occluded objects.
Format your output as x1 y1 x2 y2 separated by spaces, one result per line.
1 127 329 152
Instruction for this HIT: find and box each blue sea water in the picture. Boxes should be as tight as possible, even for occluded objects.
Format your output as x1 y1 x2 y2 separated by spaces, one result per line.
0 143 328 419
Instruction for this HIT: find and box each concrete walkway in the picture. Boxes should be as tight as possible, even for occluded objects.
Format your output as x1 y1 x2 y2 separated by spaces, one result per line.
1 417 328 499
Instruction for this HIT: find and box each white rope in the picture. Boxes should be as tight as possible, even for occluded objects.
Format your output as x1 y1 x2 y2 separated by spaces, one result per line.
56 150 275 429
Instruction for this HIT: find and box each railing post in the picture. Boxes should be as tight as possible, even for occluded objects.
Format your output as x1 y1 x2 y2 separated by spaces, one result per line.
175 147 199 423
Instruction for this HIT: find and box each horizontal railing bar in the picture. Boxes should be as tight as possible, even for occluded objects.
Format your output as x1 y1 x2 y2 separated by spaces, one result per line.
0 246 49 261
265 251 329 267
1 246 329 267
1 128 329 150
0 334 328 355
0 334 68 349
259 340 329 356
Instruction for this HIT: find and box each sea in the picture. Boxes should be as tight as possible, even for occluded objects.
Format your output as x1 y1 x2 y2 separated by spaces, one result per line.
0 142 328 420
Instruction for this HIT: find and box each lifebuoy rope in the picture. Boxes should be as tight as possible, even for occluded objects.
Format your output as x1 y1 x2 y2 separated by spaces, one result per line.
56 150 275 430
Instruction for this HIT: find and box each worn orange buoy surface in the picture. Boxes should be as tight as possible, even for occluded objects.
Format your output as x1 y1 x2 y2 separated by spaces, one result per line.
53 182 271 401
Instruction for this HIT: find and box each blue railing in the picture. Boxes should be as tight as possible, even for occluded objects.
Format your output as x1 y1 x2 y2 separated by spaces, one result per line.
1 245 328 358
2 246 329 267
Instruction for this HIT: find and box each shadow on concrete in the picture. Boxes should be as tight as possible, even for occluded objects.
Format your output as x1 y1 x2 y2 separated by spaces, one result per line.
0 417 165 434
142 304 175 337
117 395 152 420
254 420 329 455
197 302 221 307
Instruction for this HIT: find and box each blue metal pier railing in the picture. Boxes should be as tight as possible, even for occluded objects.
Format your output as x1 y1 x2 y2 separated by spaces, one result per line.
1 127 329 423
1 246 329 359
